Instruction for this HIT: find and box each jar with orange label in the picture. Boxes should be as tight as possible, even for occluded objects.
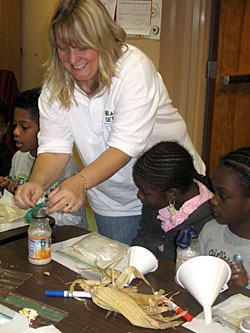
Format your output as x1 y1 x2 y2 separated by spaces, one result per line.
28 208 52 265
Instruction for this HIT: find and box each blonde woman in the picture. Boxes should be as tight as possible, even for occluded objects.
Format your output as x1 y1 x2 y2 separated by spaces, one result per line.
15 0 205 244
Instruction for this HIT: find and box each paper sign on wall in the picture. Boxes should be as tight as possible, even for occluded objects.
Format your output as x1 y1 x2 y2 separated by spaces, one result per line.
100 0 117 18
100 0 162 40
117 0 151 36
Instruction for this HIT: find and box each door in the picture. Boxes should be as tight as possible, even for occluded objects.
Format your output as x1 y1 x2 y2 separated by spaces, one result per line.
204 0 250 175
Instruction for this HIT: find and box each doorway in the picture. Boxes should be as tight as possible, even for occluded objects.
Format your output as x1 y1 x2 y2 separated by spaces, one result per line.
203 0 250 175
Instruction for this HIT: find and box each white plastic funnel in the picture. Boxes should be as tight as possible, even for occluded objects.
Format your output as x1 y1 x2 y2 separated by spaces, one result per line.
176 256 231 324
127 246 158 282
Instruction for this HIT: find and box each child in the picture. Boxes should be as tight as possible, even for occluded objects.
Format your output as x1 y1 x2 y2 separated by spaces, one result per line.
131 141 214 261
0 98 13 177
0 88 87 228
199 147 250 288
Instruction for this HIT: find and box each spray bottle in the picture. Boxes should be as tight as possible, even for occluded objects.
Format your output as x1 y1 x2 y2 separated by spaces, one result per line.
175 226 201 275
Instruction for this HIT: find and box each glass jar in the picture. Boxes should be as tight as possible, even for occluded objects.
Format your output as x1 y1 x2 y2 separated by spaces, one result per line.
28 208 52 265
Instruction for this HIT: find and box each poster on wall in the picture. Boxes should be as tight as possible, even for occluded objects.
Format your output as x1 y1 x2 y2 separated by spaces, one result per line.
116 0 152 36
100 0 162 40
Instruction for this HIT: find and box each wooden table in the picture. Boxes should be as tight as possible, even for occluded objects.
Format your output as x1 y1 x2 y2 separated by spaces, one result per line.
0 226 249 332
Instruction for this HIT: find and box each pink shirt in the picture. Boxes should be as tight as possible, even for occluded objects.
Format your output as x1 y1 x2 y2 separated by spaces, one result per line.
158 180 213 233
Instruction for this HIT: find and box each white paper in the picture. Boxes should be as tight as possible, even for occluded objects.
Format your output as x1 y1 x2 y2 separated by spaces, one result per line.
117 0 151 35
183 312 234 333
100 0 117 19
183 294 250 333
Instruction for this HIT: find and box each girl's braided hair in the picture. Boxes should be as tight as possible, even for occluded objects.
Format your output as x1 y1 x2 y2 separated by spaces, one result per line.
217 147 250 197
133 141 213 193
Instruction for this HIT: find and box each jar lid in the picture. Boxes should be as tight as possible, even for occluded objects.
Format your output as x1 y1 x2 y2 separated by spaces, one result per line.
32 208 47 218
26 203 47 222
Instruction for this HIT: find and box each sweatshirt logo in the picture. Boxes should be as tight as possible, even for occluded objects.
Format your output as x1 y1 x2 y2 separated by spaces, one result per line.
104 110 114 127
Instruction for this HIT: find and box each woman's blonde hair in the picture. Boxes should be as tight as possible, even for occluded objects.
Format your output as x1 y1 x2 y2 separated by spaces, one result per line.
43 0 127 108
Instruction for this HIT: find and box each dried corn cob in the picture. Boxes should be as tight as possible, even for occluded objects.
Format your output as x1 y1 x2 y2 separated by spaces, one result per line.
91 286 182 329
70 264 185 329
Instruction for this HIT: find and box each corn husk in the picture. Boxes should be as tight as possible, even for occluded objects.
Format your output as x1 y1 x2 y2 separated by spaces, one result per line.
70 264 185 330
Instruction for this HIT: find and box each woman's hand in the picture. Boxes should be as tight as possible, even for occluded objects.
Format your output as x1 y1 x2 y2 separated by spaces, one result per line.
228 259 248 288
14 182 45 209
46 174 86 214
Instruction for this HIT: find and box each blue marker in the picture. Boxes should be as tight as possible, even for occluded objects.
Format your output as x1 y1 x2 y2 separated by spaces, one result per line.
45 290 92 298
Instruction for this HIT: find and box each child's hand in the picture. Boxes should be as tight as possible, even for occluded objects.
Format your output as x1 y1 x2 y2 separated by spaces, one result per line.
228 259 248 287
7 177 21 194
0 176 12 190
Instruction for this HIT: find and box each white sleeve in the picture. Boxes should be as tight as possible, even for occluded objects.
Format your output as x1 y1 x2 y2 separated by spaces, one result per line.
37 86 74 155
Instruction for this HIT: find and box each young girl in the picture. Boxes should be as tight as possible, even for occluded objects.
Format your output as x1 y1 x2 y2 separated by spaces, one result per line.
0 88 87 228
131 141 214 261
199 147 250 288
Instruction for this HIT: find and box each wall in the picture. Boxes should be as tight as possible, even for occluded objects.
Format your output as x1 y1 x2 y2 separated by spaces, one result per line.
21 0 212 155
21 0 57 89
0 0 22 87
159 0 212 153
21 0 160 89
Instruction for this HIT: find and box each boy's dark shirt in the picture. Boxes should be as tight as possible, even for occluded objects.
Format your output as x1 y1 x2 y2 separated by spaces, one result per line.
0 142 13 176
131 200 214 262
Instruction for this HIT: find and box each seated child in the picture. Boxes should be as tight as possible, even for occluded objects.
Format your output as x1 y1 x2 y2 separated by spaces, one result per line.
198 147 250 288
0 88 87 228
131 141 214 261
0 99 13 178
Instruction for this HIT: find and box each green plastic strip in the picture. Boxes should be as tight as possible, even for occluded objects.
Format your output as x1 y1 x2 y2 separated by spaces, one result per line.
25 203 47 223
6 296 64 319
57 250 96 268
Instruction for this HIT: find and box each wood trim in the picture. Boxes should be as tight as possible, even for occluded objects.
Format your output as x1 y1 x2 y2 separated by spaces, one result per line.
204 0 221 175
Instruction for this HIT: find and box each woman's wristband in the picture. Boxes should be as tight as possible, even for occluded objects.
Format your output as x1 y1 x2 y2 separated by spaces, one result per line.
76 173 88 191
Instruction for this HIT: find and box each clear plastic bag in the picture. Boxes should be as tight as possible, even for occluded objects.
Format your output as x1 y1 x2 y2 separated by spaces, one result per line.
0 190 27 223
59 232 129 268
0 292 68 328
212 294 250 330
0 269 32 298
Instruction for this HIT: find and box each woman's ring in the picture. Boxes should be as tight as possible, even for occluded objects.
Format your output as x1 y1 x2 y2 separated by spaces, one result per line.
66 204 72 211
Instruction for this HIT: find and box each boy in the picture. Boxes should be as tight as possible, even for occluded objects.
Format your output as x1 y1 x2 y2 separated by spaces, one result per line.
0 88 87 228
